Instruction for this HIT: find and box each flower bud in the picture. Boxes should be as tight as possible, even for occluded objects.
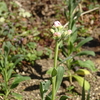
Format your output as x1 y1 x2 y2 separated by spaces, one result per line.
0 17 5 23
54 21 62 27
67 30 72 35
54 32 61 37
50 29 55 33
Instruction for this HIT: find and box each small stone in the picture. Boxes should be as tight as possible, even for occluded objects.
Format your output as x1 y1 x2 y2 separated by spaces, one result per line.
22 71 25 75
16 69 19 73
95 87 99 91
92 93 95 96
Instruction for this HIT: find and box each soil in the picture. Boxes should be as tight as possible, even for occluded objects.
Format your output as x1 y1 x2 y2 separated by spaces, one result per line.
1 0 100 100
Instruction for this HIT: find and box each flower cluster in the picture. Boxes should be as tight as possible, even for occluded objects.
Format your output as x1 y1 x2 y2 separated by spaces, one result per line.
50 21 72 40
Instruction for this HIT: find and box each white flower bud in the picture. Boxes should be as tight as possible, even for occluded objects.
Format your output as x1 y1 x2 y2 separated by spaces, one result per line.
54 21 62 27
67 30 72 35
50 29 55 33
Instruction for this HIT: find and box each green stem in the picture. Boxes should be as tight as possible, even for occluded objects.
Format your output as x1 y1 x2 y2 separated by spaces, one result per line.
69 72 72 84
67 59 73 84
68 0 73 30
4 57 10 100
54 42 59 69
4 70 9 99
52 41 59 100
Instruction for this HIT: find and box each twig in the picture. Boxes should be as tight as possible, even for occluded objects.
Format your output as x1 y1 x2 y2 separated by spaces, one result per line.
64 7 100 27
81 7 100 16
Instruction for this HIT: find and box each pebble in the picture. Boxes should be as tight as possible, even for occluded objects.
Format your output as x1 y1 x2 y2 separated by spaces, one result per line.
22 71 25 75
16 69 19 73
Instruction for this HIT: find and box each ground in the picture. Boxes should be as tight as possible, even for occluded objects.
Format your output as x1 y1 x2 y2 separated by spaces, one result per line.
0 0 100 100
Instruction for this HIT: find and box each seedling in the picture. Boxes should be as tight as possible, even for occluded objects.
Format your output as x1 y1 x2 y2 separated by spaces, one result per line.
0 42 30 100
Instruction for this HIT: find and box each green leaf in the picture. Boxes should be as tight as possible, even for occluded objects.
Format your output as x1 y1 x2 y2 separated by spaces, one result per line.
46 67 53 75
13 56 24 67
7 69 14 81
75 37 93 49
82 79 85 100
86 90 90 100
68 41 74 54
58 56 72 66
56 66 64 92
45 95 52 100
52 68 57 77
75 51 95 56
75 69 90 76
74 11 81 19
40 80 51 99
3 42 12 55
69 31 77 43
76 60 96 71
71 19 76 30
12 92 23 100
0 2 8 14
60 95 70 100
64 9 68 20
82 79 90 100
0 93 4 96
37 51 43 56
75 37 85 42
73 75 90 90
66 85 75 91
10 76 30 89
11 54 24 61
72 27 81 37
73 0 81 10
60 46 68 57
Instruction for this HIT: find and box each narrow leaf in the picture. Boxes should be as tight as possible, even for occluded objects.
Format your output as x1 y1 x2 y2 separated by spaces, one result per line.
56 66 64 92
68 41 74 54
76 69 90 76
11 54 24 61
75 51 95 56
81 79 85 100
69 31 77 43
86 89 90 100
73 75 90 90
13 57 24 67
58 56 72 66
7 69 14 80
0 93 4 96
46 67 53 75
45 95 52 100
12 92 23 100
10 76 30 89
52 68 57 77
74 11 81 19
76 37 93 49
60 95 70 100
76 60 97 71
